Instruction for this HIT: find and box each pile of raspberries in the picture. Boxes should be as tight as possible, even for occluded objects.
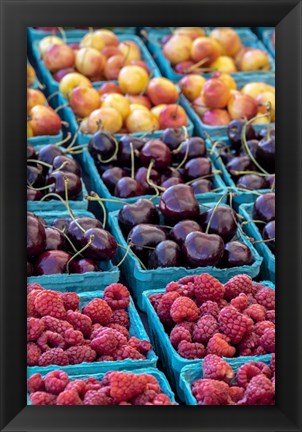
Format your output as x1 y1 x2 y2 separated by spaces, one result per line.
149 274 275 360
27 282 152 366
28 370 175 405
191 353 275 405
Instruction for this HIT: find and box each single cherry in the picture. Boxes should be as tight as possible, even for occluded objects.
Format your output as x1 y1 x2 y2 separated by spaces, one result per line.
183 157 212 181
226 156 255 181
118 199 160 236
27 212 46 257
27 165 45 188
237 174 269 190
227 118 256 151
256 135 275 173
161 127 188 151
46 171 82 199
263 220 275 253
135 167 161 194
240 139 259 159
148 240 181 269
139 139 172 171
45 227 66 251
221 240 253 267
102 167 127 194
252 192 275 223
114 177 145 198
82 228 118 261
191 179 213 194
52 155 82 176
38 144 64 166
88 131 117 161
200 206 237 243
127 224 167 261
175 137 207 161
34 250 72 275
159 184 200 222
170 219 202 246
183 231 224 267
67 217 102 247
69 258 100 273
161 177 183 189
117 136 145 166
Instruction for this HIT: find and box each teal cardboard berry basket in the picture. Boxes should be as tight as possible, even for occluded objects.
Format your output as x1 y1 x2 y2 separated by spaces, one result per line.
239 203 275 282
142 280 274 402
27 210 119 290
179 353 272 405
108 202 263 310
27 366 176 405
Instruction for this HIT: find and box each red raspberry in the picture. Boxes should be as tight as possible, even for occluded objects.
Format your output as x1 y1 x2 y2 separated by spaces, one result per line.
224 275 253 300
236 362 271 388
132 389 158 405
178 340 205 359
64 328 85 346
37 331 65 351
149 294 163 311
27 283 44 294
229 386 245 402
218 306 253 344
27 289 43 317
237 331 260 356
84 377 102 392
199 301 220 319
170 326 191 348
90 325 104 339
178 275 195 285
174 321 195 334
27 373 45 393
97 355 115 362
239 374 274 405
192 314 219 344
60 292 80 311
27 317 45 342
166 281 195 298
57 390 83 405
170 297 199 323
230 293 248 311
110 309 130 328
153 393 173 405
27 342 41 366
65 345 97 364
202 354 234 383
217 299 228 309
66 310 92 337
246 294 257 305
103 283 130 310
38 348 69 366
254 321 275 337
84 389 112 405
65 379 86 398
128 337 152 355
244 304 266 322
34 290 66 319
41 316 73 336
252 282 265 295
192 379 232 405
107 372 147 402
90 329 119 355
115 345 145 360
157 292 180 325
260 328 275 353
266 309 275 323
30 391 57 405
82 298 112 325
44 370 69 395
194 274 225 304
270 353 275 373
207 334 236 357
107 323 129 339
252 346 267 355
254 287 275 310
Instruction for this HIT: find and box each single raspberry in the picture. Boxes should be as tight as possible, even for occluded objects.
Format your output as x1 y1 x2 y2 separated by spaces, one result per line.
57 390 83 405
236 362 271 388
192 379 232 405
97 355 115 362
65 345 97 364
218 306 253 344
27 289 43 317
37 330 65 351
84 389 112 405
30 391 56 405
27 373 45 393
244 304 266 322
44 370 69 395
192 314 219 344
103 283 130 310
153 393 173 405
170 297 199 323
254 321 275 337
60 292 80 311
107 372 147 402
178 340 205 359
260 328 275 353
270 353 275 373
65 379 86 398
174 321 195 334
237 331 260 356
229 386 245 403
194 274 225 304
207 334 236 357
254 287 275 310
41 316 73 336
169 326 191 348
90 329 119 355
246 294 257 305
266 309 275 323
252 346 267 355
38 348 69 366
84 377 102 392
128 337 151 355
66 310 92 337
64 328 85 346
34 290 66 319
149 294 163 311
82 298 112 325
27 283 44 294
115 345 145 360
224 275 253 300
166 281 195 298
110 309 130 328
238 374 274 405
157 292 180 325
27 317 45 342
132 389 158 405
178 275 195 285
107 323 129 339
230 293 248 311
202 354 234 383
27 342 41 366
199 301 220 319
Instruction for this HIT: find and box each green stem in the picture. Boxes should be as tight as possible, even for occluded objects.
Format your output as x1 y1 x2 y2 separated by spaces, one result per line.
66 234 94 273
205 192 230 234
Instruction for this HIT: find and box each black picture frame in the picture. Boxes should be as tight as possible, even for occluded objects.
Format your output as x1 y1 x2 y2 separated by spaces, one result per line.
0 0 301 431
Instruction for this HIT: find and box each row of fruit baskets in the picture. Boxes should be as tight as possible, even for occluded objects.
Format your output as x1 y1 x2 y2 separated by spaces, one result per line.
27 26 275 406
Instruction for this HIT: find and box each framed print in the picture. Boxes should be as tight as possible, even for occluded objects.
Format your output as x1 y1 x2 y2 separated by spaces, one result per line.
0 0 301 431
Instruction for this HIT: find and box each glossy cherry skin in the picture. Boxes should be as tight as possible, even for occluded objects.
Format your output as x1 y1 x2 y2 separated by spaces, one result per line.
45 227 66 251
263 220 275 253
148 240 181 269
27 144 37 161
266 174 275 189
221 240 253 267
47 171 82 199
127 224 167 261
252 192 275 223
52 217 72 232
257 127 275 140
175 137 207 161
191 179 213 194
27 261 33 276
160 167 182 183
240 139 259 159
161 127 188 151
226 156 255 181
118 199 160 236
27 165 44 188
117 136 145 166
27 189 44 201
95 161 118 175
227 118 256 151
183 157 212 181
135 167 161 194
67 217 103 247
256 135 275 173
102 167 127 194
183 231 224 267
34 250 72 275
161 177 184 189
38 144 64 166
82 228 117 261
27 212 46 258
159 184 200 222
52 155 82 176
88 131 117 161
114 177 145 198
139 139 172 171
200 206 237 243
69 258 100 273
170 219 202 246
237 174 269 190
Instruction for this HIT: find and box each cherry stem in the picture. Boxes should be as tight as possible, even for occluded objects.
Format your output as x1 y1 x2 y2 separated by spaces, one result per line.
27 159 52 169
146 159 165 193
86 196 130 206
64 177 86 233
252 238 275 245
97 135 119 164
116 242 147 270
241 220 266 226
51 226 78 253
66 234 94 273
205 192 230 234
130 142 135 179
271 177 275 192
230 170 269 177
54 132 72 147
209 140 231 155
66 129 80 149
86 192 107 228
175 142 190 170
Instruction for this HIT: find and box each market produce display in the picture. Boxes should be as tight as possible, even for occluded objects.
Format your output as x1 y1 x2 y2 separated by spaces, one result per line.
27 26 276 406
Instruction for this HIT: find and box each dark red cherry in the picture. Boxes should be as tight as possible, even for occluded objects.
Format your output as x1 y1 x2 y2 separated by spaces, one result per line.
263 220 275 253
82 228 117 261
45 227 66 251
256 135 275 173
240 139 259 159
139 139 172 171
237 174 268 190
227 118 256 151
27 144 37 161
96 161 118 175
118 199 160 236
183 157 212 181
148 240 181 269
102 167 127 194
52 155 82 176
257 127 275 140
170 220 202 246
161 127 188 150
88 131 117 161
266 174 275 189
200 206 237 243
117 136 145 166
252 193 275 223
183 231 224 267
221 240 253 267
159 184 200 222
114 177 145 198
27 189 44 201
69 258 100 273
52 217 72 232
27 212 46 257
27 165 44 188
46 171 82 199
127 224 167 261
160 167 182 183
34 250 72 275
226 156 255 181
67 217 103 247
161 177 183 189
135 167 161 194
38 144 64 166
191 179 213 194
27 261 33 276
175 137 207 161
